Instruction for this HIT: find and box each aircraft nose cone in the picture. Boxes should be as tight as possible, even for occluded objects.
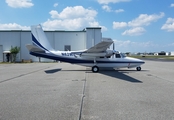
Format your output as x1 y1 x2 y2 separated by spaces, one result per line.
139 59 145 64
134 58 145 64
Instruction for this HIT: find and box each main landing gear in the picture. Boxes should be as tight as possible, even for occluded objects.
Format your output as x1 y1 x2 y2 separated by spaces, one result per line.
92 66 142 72
136 66 141 71
92 66 99 73
92 58 99 73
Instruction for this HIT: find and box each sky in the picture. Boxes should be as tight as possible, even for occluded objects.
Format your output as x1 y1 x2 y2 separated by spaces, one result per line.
0 0 174 53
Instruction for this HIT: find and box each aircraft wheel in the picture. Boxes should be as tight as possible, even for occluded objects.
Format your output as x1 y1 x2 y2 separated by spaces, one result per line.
92 66 99 73
136 67 141 71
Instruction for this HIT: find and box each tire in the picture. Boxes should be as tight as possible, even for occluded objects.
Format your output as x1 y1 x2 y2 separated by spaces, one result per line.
136 67 141 71
92 66 99 73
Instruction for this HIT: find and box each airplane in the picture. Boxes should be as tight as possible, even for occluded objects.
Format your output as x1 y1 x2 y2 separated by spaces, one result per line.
26 24 145 73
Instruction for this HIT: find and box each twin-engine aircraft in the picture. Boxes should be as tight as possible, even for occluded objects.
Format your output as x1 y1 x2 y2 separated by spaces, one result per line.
26 25 145 72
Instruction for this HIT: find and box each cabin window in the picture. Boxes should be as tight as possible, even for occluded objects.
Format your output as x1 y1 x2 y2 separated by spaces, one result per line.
115 54 121 58
64 45 71 51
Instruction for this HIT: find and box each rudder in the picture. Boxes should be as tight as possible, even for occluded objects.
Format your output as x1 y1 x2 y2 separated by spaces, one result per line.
31 24 54 52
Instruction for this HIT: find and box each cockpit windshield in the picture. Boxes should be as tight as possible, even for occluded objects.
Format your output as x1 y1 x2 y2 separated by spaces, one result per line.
120 53 126 58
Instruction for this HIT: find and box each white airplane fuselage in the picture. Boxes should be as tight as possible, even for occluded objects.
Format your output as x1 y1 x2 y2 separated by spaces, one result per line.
30 50 144 69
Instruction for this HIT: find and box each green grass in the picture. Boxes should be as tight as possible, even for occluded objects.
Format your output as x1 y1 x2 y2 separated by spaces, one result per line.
0 62 12 64
0 62 32 64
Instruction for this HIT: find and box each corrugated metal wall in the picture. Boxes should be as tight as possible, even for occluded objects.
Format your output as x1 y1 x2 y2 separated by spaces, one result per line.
0 28 102 62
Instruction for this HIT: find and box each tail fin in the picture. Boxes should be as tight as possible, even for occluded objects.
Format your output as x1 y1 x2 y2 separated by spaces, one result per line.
31 25 54 52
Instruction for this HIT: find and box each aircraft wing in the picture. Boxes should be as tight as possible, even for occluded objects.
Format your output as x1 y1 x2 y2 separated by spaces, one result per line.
84 40 113 53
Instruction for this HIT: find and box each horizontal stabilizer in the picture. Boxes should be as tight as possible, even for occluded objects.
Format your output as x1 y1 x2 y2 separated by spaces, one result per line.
26 44 45 53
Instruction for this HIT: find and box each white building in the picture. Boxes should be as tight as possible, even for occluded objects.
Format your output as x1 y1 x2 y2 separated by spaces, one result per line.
0 27 103 62
169 52 174 56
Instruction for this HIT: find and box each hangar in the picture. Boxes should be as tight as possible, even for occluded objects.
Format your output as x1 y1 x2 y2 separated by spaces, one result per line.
0 27 103 62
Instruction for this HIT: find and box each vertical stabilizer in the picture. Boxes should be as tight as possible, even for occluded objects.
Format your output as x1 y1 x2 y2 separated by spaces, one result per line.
31 24 54 52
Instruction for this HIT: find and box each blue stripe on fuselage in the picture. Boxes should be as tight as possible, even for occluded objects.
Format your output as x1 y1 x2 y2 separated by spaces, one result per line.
30 51 145 64
31 34 50 52
30 51 93 63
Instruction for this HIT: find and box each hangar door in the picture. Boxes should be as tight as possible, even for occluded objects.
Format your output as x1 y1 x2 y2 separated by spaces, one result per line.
0 45 3 62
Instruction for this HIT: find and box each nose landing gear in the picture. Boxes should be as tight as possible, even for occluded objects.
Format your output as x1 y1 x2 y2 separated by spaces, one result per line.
136 66 141 71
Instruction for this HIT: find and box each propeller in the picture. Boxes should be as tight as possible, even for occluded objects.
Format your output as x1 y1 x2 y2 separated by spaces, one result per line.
112 41 117 54
113 41 115 50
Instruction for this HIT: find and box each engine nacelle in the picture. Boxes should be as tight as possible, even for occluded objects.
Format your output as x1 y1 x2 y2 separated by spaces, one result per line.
105 50 116 57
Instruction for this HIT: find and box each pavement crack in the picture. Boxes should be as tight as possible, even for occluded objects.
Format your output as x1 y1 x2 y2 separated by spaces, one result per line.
78 70 87 120
0 67 50 84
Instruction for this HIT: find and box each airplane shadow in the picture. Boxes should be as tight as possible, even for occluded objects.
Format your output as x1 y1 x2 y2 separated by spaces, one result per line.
45 68 62 74
98 69 143 83
99 70 142 83
87 69 144 83
44 68 143 83
61 70 89 72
